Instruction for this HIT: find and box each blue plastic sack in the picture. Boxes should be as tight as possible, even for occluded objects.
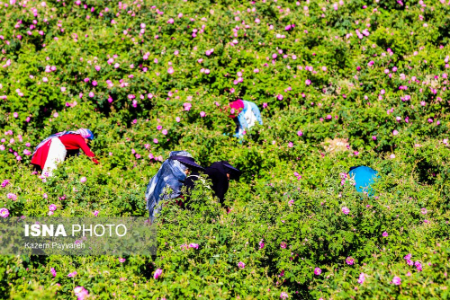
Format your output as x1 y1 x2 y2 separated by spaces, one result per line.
348 166 379 197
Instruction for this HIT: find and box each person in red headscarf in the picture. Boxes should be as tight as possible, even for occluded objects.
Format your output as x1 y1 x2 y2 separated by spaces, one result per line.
228 99 263 138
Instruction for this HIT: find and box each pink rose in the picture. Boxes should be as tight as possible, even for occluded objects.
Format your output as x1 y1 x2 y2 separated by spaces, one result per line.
154 268 163 279
188 243 199 249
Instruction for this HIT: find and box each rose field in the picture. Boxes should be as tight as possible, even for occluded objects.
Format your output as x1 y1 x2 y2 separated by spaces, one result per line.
1 0 450 299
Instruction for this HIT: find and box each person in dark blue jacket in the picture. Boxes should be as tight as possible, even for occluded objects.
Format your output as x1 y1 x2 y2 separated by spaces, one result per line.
184 161 241 208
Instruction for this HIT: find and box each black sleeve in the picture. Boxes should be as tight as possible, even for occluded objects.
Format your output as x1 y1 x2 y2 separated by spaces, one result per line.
205 168 228 204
